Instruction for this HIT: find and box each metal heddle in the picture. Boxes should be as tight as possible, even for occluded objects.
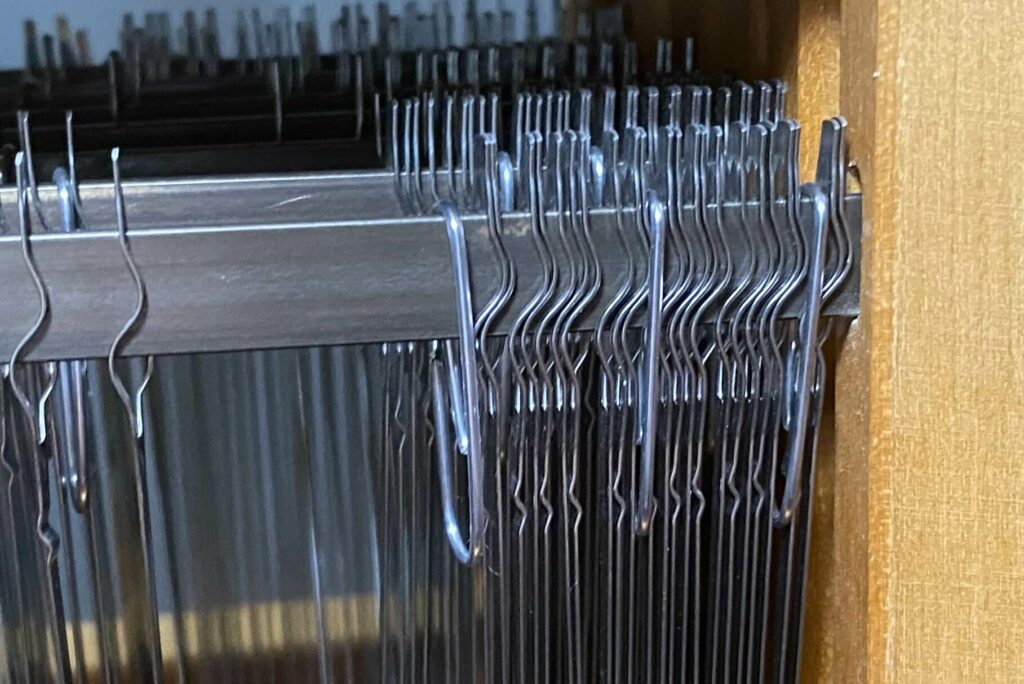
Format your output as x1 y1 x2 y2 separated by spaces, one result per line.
0 3 861 683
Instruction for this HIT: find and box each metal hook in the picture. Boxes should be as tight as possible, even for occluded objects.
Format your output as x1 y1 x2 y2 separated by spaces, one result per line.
9 153 58 444
431 200 485 565
388 100 408 212
473 135 516 434
569 127 604 366
773 183 828 527
108 149 155 438
593 128 632 392
458 94 474 204
16 111 53 234
633 190 666 536
537 128 571 412
426 94 441 204
404 98 424 212
10 152 70 683
107 148 164 682
817 117 853 302
64 112 84 219
50 169 92 518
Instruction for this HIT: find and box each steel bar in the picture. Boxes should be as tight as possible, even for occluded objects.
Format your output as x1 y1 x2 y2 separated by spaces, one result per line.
7 141 383 182
0 172 861 361
1 171 410 229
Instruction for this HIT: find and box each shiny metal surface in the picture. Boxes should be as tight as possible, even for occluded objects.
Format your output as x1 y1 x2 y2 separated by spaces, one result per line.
0 171 861 362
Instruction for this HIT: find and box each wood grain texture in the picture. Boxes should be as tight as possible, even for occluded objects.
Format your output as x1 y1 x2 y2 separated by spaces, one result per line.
841 0 1024 680
792 0 841 179
833 318 872 682
831 0 886 680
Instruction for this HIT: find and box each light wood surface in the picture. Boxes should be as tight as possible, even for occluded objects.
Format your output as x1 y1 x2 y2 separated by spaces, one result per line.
838 0 1024 680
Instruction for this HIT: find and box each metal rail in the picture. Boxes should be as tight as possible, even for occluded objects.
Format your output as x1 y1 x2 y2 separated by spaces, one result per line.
0 172 861 361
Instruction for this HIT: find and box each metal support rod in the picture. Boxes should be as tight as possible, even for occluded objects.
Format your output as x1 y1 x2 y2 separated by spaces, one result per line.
0 173 860 361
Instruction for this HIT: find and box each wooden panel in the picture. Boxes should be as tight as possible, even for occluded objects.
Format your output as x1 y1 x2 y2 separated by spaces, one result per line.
837 0 1024 680
833 0 883 680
